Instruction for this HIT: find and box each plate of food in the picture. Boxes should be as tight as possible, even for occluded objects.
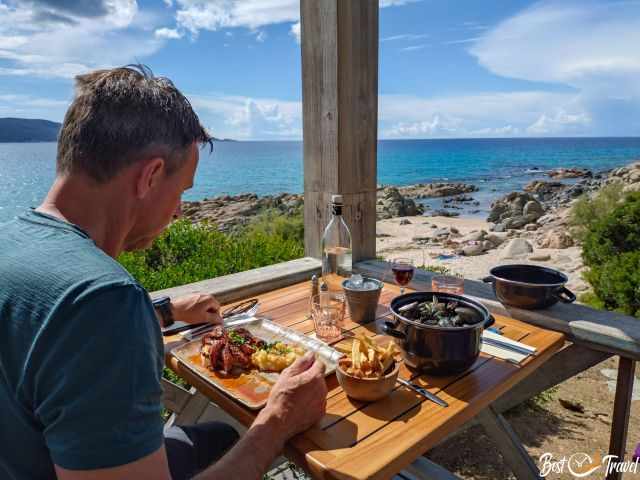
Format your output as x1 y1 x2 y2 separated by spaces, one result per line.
171 317 341 409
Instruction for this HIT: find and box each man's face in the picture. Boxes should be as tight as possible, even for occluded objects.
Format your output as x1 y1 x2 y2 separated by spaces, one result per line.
124 142 199 251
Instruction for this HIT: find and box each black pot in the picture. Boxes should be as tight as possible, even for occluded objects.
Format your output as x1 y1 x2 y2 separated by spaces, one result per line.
384 292 494 376
483 264 576 310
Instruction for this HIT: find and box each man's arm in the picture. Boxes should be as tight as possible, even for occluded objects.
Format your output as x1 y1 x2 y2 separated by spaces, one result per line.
55 353 327 480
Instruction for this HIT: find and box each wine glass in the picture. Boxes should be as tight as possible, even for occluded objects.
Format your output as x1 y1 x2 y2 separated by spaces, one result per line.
391 257 415 295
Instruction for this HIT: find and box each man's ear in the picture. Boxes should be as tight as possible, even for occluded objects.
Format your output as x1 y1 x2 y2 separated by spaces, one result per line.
136 157 165 199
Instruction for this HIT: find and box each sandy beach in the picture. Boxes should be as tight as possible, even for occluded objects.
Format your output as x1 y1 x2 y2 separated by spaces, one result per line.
376 215 587 294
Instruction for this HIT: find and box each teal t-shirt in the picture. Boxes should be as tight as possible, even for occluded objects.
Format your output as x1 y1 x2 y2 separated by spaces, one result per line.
0 210 164 479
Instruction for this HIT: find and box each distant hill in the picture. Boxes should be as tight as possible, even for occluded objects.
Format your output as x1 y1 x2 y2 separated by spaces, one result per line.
0 117 236 143
0 118 61 142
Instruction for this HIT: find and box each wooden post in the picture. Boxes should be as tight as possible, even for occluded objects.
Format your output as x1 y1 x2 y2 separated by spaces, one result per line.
606 357 636 480
301 0 379 262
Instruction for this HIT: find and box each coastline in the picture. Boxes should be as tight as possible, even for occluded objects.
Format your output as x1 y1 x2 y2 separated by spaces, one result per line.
182 160 640 297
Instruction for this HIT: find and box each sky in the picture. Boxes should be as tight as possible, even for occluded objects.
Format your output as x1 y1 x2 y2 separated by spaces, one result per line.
0 0 639 140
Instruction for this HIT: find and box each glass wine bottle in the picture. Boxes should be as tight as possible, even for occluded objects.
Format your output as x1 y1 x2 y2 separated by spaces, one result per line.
321 195 353 290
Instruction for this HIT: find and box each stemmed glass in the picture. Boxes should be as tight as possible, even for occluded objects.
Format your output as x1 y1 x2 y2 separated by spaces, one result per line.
390 257 415 295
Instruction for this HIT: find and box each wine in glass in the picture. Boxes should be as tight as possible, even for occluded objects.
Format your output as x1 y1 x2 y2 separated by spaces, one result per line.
391 258 414 294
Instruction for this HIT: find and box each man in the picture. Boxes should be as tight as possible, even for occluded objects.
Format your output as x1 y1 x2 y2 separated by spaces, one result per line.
0 66 327 480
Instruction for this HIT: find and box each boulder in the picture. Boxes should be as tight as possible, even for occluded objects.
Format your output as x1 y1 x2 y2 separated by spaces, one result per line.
430 209 460 218
499 238 534 259
488 192 545 230
536 230 575 249
529 253 551 262
524 223 539 231
460 230 487 243
458 242 485 256
398 183 479 199
548 167 592 179
606 161 640 193
399 219 412 225
181 192 303 231
524 180 566 195
376 187 425 220
486 232 507 246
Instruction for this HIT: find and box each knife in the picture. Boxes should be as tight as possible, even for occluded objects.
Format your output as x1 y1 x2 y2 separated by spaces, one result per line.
181 301 261 339
481 337 536 357
397 377 448 407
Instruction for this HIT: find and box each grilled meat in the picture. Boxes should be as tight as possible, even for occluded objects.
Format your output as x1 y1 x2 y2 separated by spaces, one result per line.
200 327 260 374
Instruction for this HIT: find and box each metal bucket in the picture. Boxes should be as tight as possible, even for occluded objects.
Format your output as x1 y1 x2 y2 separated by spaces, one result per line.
341 277 383 324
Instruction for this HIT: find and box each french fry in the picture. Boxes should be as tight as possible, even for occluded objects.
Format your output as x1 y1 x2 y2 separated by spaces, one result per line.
341 335 397 379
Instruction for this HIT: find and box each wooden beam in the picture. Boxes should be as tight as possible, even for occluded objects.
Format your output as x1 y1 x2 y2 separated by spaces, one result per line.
477 407 542 480
301 0 378 263
493 344 611 413
355 259 640 359
606 357 636 480
150 257 320 303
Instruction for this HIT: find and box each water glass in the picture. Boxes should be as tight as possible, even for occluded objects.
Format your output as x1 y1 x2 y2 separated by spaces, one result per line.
311 292 346 343
431 275 465 295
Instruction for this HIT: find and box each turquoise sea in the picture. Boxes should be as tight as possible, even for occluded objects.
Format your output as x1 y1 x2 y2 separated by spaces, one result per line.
1 137 640 222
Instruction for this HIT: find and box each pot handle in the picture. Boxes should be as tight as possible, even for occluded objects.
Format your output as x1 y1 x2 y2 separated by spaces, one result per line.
482 276 494 284
556 287 577 304
383 321 406 340
483 315 496 330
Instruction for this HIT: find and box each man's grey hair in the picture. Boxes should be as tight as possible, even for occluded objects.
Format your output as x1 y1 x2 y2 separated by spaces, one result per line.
57 65 212 183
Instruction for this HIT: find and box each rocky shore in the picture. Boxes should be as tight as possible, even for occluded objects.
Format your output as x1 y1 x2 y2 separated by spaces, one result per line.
181 161 640 295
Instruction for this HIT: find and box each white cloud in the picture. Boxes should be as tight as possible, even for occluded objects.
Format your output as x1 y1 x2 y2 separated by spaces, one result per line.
380 0 421 6
470 1 640 93
526 109 591 135
400 44 428 52
189 93 302 140
379 91 591 138
0 0 165 79
381 33 428 42
254 30 267 42
290 21 300 44
444 37 481 45
468 1 640 136
171 0 423 38
0 92 69 119
187 89 597 140
155 27 183 39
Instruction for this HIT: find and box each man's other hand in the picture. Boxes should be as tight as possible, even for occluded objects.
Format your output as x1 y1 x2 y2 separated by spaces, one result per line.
258 352 327 443
171 293 222 325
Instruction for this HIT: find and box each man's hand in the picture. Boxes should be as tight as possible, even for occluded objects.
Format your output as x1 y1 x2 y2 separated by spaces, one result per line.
256 352 327 445
171 293 222 325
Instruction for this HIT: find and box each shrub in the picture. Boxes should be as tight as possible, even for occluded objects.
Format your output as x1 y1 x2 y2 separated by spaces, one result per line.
118 217 304 292
581 192 640 267
580 192 640 318
570 183 624 241
244 208 304 245
583 252 640 317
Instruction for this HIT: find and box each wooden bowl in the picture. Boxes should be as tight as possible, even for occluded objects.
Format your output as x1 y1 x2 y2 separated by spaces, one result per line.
336 360 400 402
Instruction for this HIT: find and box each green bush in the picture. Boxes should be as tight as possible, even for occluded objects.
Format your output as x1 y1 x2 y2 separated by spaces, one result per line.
581 192 640 266
580 192 640 318
584 252 640 317
118 217 304 292
570 183 624 241
244 208 304 245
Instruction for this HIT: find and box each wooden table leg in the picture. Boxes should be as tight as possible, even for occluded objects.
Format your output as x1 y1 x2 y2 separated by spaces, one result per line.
477 406 541 480
606 357 636 480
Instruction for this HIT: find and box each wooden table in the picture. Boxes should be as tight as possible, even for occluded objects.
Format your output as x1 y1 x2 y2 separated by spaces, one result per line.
165 280 565 480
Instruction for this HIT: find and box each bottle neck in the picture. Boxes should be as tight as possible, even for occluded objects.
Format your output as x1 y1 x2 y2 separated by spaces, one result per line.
331 204 343 216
